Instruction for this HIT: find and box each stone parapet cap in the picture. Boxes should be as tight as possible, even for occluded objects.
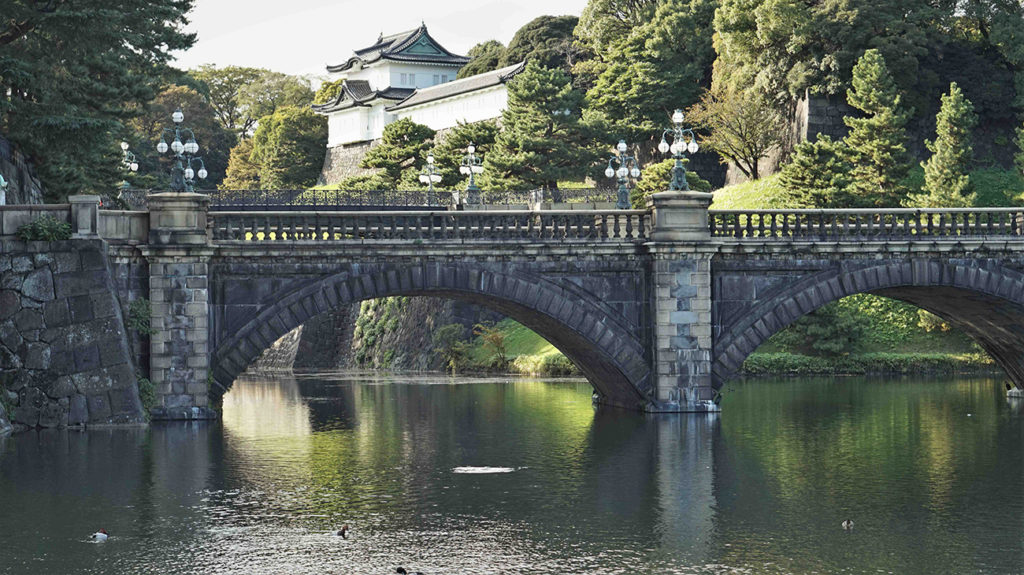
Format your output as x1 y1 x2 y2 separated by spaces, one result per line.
139 246 217 259
713 238 1024 255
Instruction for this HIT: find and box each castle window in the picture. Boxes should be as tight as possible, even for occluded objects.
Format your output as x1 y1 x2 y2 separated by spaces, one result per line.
400 73 407 85
408 73 415 85
442 74 449 83
433 74 439 84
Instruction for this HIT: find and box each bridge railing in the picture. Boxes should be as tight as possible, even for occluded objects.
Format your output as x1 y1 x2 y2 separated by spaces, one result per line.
210 209 650 242
709 208 1024 239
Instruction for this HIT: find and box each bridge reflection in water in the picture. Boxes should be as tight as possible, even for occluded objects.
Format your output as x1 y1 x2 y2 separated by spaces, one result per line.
2 375 1023 573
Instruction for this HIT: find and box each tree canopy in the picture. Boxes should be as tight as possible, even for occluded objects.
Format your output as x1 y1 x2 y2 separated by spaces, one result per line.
249 106 327 189
193 66 314 137
484 63 601 193
1 0 195 200
459 41 507 78
910 82 978 207
500 15 582 73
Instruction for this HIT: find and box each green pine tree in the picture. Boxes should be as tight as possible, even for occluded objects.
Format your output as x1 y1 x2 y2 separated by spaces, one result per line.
780 135 853 208
1015 120 1024 176
843 49 913 207
483 63 601 195
907 82 977 207
431 121 500 190
360 119 435 187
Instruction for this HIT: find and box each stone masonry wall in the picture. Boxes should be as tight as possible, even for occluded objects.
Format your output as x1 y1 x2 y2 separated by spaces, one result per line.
319 141 379 185
0 238 145 431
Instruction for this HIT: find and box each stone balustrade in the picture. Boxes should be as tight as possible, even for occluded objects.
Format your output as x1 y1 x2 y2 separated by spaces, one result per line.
209 209 650 242
709 208 1024 239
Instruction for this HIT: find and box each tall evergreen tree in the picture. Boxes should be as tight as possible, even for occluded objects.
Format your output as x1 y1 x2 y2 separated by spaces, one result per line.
0 0 195 200
484 63 599 194
360 119 435 186
431 121 500 189
843 49 912 207
909 83 977 207
249 107 327 189
500 16 582 73
780 135 853 208
585 0 718 147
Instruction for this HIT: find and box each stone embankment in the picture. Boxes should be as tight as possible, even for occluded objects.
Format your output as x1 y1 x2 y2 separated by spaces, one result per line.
0 236 144 431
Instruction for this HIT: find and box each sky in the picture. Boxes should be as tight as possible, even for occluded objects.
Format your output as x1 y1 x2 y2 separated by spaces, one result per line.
172 0 590 78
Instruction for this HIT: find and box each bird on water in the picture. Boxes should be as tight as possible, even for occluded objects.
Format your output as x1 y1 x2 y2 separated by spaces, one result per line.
397 568 424 575
841 519 854 530
91 529 109 542
335 525 349 539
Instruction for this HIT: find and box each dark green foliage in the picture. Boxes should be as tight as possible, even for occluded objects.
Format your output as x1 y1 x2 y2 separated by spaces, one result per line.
630 158 711 208
780 135 853 208
313 78 344 105
222 139 259 189
473 322 509 369
585 0 718 146
128 85 235 189
741 352 995 376
431 121 500 190
0 0 196 201
575 0 660 56
1015 121 1024 176
136 375 156 414
127 299 155 336
249 107 327 189
433 323 470 374
843 50 912 206
16 216 71 241
911 82 977 207
459 41 507 78
360 119 435 186
500 16 581 73
769 301 869 357
484 63 600 192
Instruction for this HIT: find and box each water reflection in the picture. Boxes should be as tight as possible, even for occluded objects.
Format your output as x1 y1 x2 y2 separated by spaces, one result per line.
0 374 1022 574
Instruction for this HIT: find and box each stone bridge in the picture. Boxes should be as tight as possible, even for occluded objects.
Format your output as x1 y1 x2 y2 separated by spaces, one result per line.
5 192 1024 423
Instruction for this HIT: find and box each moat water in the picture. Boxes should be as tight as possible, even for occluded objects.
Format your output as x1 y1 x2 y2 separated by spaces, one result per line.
1 373 1022 574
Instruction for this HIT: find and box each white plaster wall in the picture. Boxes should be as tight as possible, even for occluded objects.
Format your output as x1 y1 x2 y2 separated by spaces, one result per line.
396 86 508 130
328 108 371 146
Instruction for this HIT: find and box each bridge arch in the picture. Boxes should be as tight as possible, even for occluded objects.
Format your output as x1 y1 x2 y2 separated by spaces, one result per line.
713 259 1024 388
212 261 652 409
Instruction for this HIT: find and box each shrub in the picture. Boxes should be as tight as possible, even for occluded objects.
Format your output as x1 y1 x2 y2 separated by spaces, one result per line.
433 323 470 374
16 215 71 241
137 374 157 413
127 298 156 335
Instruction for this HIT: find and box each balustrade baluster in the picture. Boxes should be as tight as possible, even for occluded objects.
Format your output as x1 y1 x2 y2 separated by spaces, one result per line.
612 213 621 239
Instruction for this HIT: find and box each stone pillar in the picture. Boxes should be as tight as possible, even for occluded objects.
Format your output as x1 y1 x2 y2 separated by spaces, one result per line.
69 195 100 238
141 192 216 420
646 191 719 413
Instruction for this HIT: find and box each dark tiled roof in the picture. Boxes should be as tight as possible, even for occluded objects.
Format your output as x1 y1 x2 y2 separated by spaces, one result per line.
312 80 415 113
326 24 469 73
386 61 526 112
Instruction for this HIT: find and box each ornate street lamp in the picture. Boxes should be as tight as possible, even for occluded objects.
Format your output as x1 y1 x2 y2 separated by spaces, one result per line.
120 141 140 173
459 142 484 206
658 109 699 191
418 153 443 206
155 108 208 192
605 140 641 209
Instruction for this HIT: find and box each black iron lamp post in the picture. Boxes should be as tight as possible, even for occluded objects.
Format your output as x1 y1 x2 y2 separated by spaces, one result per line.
156 108 207 192
658 109 699 191
605 140 641 209
459 142 484 206
419 153 443 207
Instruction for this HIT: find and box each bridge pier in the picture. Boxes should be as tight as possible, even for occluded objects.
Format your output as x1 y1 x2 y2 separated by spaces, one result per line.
646 192 720 413
142 193 217 420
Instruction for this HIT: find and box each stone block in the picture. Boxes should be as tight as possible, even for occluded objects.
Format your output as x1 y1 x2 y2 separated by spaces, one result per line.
0 290 21 320
108 386 139 416
24 342 50 370
38 399 63 428
21 267 54 301
12 255 32 273
80 250 106 271
42 298 69 327
53 252 81 274
98 338 128 367
46 376 76 399
87 393 112 420
68 394 88 425
73 344 101 372
68 294 94 323
13 308 43 332
90 294 117 319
